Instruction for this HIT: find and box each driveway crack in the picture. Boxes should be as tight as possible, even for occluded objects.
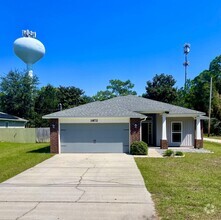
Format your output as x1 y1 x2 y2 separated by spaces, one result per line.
16 202 40 220
75 162 95 202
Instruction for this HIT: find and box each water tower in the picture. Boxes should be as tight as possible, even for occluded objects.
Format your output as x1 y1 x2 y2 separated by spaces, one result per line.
14 30 45 77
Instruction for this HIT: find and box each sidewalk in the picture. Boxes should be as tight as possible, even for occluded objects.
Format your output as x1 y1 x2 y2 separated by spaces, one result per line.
135 144 213 159
133 148 163 158
204 137 221 144
148 148 163 158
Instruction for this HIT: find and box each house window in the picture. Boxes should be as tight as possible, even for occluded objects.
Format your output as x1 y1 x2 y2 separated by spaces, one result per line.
171 122 182 143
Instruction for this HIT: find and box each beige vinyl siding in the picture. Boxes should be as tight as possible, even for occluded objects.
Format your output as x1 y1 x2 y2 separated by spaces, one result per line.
156 116 195 147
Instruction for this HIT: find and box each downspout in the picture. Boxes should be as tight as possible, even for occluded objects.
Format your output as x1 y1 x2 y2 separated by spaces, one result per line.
140 117 147 141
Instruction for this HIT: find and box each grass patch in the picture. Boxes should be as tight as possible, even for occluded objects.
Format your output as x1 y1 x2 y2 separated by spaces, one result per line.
0 142 53 183
203 134 221 140
135 142 221 220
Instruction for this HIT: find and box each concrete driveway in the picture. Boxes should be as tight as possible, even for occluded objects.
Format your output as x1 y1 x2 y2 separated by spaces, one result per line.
0 154 157 220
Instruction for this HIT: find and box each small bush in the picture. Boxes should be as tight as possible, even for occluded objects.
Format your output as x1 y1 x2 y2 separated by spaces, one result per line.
163 149 174 157
175 151 184 156
130 141 148 155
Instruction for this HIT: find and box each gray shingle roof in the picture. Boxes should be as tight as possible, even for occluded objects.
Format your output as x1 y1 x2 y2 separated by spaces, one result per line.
43 95 205 119
43 100 145 118
0 112 27 121
104 95 204 115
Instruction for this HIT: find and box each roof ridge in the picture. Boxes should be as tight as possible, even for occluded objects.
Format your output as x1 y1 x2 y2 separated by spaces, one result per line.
100 95 205 114
43 94 205 118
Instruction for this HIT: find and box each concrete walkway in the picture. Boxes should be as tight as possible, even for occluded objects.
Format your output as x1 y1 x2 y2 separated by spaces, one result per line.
148 148 163 158
204 137 221 144
0 154 157 220
147 146 212 158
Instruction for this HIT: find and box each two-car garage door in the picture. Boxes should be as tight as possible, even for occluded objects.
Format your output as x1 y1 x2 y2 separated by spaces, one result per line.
60 123 129 153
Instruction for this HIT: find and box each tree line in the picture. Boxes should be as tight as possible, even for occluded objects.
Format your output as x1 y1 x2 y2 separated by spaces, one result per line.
0 55 221 134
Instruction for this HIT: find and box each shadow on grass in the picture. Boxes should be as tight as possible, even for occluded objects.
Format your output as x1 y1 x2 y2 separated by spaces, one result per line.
28 146 50 154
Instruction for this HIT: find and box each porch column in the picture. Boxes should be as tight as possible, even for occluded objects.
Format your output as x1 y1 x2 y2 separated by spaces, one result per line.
160 114 168 149
195 116 203 148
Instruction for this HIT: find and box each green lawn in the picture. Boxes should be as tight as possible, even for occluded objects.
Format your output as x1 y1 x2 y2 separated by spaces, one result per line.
203 134 221 140
135 142 221 220
0 142 53 183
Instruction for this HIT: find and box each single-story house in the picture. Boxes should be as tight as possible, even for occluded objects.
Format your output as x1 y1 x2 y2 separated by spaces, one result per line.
43 95 205 154
0 112 27 128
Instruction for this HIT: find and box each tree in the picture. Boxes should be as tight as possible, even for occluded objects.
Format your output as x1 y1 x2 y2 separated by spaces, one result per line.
92 90 115 101
107 79 137 96
0 70 38 126
81 95 94 104
208 56 221 122
34 85 92 127
187 59 221 119
57 86 86 109
189 70 221 135
175 79 194 108
34 84 60 127
143 74 177 104
178 55 221 135
209 55 221 94
187 70 211 113
93 79 137 101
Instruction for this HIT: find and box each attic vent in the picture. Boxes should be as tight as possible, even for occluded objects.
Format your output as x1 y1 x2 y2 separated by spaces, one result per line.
90 119 98 122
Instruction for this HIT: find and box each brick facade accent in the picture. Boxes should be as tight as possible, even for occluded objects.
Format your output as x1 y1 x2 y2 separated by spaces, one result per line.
160 139 168 149
194 139 203 148
50 119 59 153
130 118 141 144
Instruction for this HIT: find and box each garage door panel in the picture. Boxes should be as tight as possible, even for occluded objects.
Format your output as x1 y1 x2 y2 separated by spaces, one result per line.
60 123 129 153
61 143 125 153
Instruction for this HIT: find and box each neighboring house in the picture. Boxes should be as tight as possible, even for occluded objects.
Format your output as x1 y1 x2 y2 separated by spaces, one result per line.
43 95 206 154
0 112 27 128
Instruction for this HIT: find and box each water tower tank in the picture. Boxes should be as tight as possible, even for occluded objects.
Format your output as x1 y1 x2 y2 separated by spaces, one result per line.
13 30 45 76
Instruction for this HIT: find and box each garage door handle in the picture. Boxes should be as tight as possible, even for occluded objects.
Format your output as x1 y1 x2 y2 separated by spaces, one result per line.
93 140 96 143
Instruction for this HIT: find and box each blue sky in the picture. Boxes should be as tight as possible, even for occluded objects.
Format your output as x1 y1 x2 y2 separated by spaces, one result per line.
1 0 221 96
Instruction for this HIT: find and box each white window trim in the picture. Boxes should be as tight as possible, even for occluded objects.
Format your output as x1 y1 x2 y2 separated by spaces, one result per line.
171 121 182 143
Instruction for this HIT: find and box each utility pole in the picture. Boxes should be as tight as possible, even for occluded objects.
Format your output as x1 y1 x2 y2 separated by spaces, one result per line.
208 77 212 137
183 43 190 90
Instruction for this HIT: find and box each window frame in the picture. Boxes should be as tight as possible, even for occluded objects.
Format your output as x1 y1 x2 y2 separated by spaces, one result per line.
171 121 182 143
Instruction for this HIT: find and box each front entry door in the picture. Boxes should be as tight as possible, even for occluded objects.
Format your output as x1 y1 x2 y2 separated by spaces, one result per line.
142 121 153 145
